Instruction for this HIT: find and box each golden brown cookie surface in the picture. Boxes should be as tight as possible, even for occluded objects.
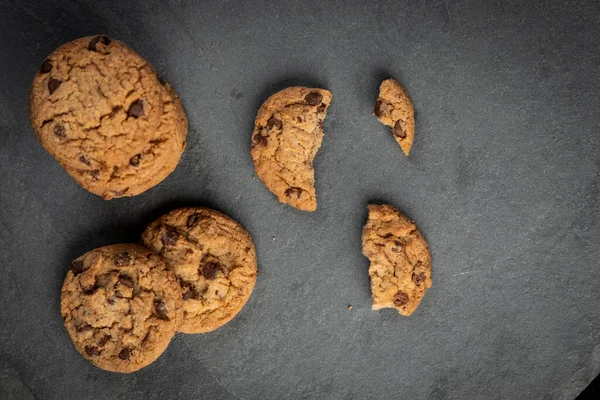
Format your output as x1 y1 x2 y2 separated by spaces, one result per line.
374 79 415 156
251 86 332 211
362 204 432 316
60 244 183 373
29 35 187 199
141 208 257 334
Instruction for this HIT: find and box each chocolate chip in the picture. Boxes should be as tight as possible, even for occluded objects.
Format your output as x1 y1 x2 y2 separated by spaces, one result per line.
304 92 323 106
284 187 303 199
266 116 282 130
118 274 134 288
297 116 302 122
85 345 101 356
157 75 167 86
253 134 268 146
182 284 199 300
106 297 115 305
382 233 394 239
40 59 52 74
160 226 179 246
374 100 384 118
112 188 129 196
70 260 87 276
412 272 426 285
391 240 403 253
88 35 111 51
90 170 100 180
118 347 132 360
129 154 141 167
153 299 170 320
79 155 91 166
114 252 131 267
393 291 409 307
48 78 61 94
76 323 92 333
127 100 144 118
317 104 326 113
187 213 201 228
393 120 406 138
53 124 66 140
200 261 221 280
98 335 111 346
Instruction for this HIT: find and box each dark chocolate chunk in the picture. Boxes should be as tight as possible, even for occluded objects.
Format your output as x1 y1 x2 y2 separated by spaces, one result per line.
48 78 61 94
114 252 131 267
53 124 66 140
98 335 111 346
160 226 179 246
153 299 170 320
76 323 92 333
85 345 101 356
40 59 52 74
118 347 132 360
127 100 144 118
412 272 426 285
200 261 221 280
129 154 141 166
267 116 283 130
374 100 384 118
88 35 111 51
79 155 91 166
393 120 406 138
305 91 323 106
284 187 303 199
187 213 201 228
118 274 134 288
253 134 268 146
317 104 326 113
70 260 87 276
393 291 409 307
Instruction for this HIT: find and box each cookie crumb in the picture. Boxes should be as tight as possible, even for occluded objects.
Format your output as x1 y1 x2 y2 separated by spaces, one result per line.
347 305 352 310
272 236 276 241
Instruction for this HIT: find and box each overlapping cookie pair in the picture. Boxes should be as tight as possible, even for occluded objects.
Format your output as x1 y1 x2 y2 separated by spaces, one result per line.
60 208 257 373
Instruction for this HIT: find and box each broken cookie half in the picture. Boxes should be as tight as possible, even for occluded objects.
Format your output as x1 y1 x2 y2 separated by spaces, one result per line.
251 86 332 211
374 79 415 156
362 204 432 316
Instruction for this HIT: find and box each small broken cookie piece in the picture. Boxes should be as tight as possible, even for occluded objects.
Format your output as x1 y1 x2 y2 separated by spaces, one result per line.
141 207 258 334
60 244 183 373
251 86 332 211
373 79 415 156
362 204 432 316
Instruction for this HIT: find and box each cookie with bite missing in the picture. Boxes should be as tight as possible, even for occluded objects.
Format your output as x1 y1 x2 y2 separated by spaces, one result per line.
29 35 187 199
60 244 182 373
362 204 432 316
141 207 258 334
251 86 332 211
373 79 415 155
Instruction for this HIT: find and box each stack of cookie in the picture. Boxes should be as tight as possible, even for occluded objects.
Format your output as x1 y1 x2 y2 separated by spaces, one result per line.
61 208 257 372
30 35 432 373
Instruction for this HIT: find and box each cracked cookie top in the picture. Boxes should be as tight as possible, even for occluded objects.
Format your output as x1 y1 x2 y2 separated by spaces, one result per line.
29 35 187 199
60 244 183 373
251 86 332 212
141 207 258 334
373 79 415 156
362 204 432 316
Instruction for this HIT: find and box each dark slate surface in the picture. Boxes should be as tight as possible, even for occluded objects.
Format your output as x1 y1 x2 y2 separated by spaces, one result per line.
1 1 599 399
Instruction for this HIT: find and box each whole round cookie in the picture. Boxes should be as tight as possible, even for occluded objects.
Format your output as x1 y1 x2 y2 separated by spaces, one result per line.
251 86 332 212
29 35 187 199
141 207 258 334
60 244 183 373
362 204 432 316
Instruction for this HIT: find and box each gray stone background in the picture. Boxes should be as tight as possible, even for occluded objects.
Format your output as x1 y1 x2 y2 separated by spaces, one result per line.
0 0 599 399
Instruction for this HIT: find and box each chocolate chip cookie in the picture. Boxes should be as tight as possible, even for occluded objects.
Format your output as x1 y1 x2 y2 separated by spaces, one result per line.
60 244 183 373
29 35 187 199
251 86 332 211
362 204 432 316
374 79 415 156
141 208 258 334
